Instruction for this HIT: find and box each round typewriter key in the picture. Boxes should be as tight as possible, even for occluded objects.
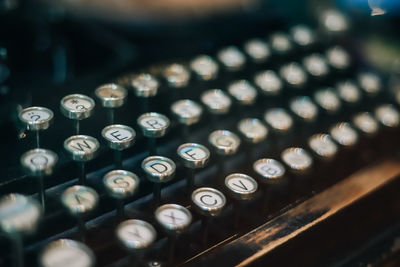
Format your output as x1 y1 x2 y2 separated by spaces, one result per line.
252 158 287 211
155 204 192 234
281 147 313 175
302 54 329 79
208 130 241 156
102 124 135 168
290 25 315 49
177 143 210 189
352 112 379 136
116 219 156 251
225 173 258 201
61 185 99 216
192 187 226 217
330 122 359 147
279 62 308 89
19 106 54 148
289 96 318 123
40 239 95 267
103 170 140 218
95 83 127 108
95 83 127 124
21 149 58 211
264 108 293 150
375 104 400 128
61 185 99 239
116 219 156 265
163 63 190 88
155 204 192 261
147 261 163 267
138 112 170 155
171 99 203 140
326 46 351 71
336 80 361 105
192 187 226 245
243 38 271 63
60 94 95 134
308 134 338 160
269 32 293 56
358 72 382 97
190 55 219 81
374 104 400 152
131 73 159 112
171 99 203 126
131 73 159 98
237 118 268 144
227 80 257 106
201 89 232 115
0 194 42 236
142 156 176 204
264 108 293 134
314 88 341 114
254 70 283 96
0 194 42 267
253 158 286 185
64 135 100 185
217 46 246 71
307 133 339 188
225 173 258 228
320 9 349 35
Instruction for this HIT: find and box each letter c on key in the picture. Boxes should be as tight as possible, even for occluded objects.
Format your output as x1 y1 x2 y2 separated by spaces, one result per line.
200 194 217 206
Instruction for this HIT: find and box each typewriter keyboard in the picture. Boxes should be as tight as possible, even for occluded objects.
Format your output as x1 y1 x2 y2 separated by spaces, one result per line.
1 16 400 267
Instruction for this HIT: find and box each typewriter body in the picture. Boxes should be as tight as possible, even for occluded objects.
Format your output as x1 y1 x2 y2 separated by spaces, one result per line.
1 0 400 266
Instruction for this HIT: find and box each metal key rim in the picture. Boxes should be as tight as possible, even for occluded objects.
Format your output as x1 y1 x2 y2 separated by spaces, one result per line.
155 204 192 234
18 106 54 131
63 135 100 162
103 170 140 200
141 156 176 183
191 187 226 217
177 143 210 169
60 94 95 120
224 173 258 200
116 219 157 251
95 83 127 108
20 148 58 177
101 124 136 150
137 112 170 138
39 239 95 267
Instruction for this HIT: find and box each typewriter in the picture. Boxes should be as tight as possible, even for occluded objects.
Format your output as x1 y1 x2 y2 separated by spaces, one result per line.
1 0 400 266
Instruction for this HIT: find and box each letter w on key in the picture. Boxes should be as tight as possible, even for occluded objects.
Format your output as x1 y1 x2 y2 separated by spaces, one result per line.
71 140 92 151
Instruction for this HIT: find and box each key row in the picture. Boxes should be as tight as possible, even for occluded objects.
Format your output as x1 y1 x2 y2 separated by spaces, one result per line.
19 101 400 212
18 46 382 149
20 75 383 162
117 21 350 93
18 64 384 147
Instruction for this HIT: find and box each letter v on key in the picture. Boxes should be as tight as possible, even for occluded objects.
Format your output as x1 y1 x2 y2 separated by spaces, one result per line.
225 173 258 200
232 179 248 191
